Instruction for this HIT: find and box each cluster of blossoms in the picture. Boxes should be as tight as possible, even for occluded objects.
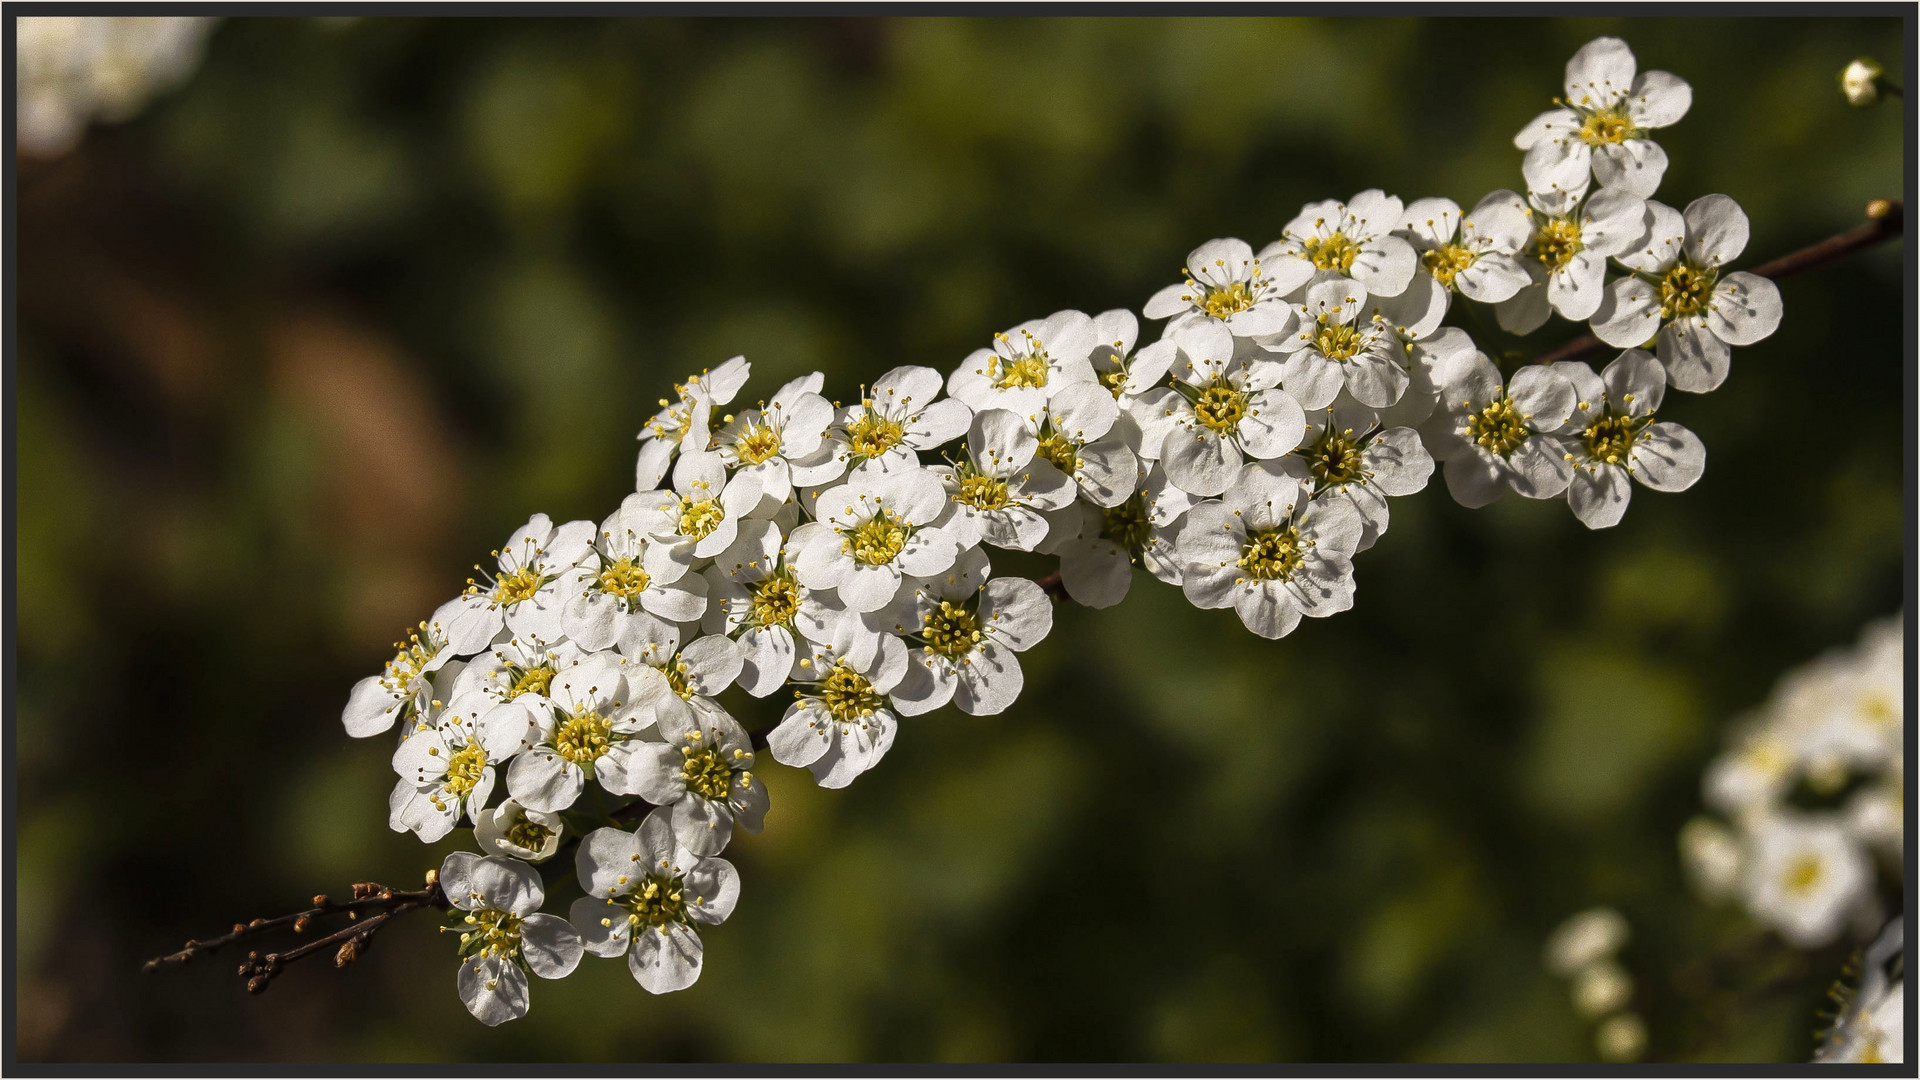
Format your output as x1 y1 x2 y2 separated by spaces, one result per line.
334 37 1796 1025
1543 908 1647 1063
15 16 217 157
1679 613 1903 953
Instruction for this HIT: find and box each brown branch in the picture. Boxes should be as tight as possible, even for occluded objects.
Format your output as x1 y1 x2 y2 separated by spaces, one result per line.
1034 569 1067 600
143 877 447 992
1530 199 1904 369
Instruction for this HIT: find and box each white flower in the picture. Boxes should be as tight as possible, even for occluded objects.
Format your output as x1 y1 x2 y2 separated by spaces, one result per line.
1130 320 1306 497
1021 382 1140 509
1086 308 1168 404
934 408 1080 552
643 633 745 733
790 464 961 613
474 798 565 863
1496 185 1651 334
629 451 764 570
1702 719 1800 819
570 808 741 995
711 372 843 502
1042 463 1194 608
451 636 589 745
1282 403 1434 552
1817 918 1904 1063
1549 351 1706 528
825 365 973 473
1141 238 1302 339
701 518 849 696
1740 812 1872 948
16 17 217 158
947 309 1100 418
1543 906 1630 977
443 514 597 654
635 356 751 491
1259 189 1419 299
1272 273 1415 410
1591 195 1784 393
389 693 534 842
1419 352 1578 507
628 700 768 856
1176 462 1365 640
1397 192 1534 304
1841 58 1886 108
766 636 911 788
1514 37 1692 199
504 655 668 813
342 598 471 738
876 547 1053 717
1679 816 1744 903
560 502 708 653
440 852 582 1026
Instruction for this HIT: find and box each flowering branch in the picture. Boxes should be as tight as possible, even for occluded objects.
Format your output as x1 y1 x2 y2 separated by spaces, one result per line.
1531 199 1903 369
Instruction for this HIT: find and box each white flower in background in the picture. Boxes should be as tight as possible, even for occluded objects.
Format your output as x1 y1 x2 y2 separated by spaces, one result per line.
702 518 842 696
443 514 597 655
824 365 973 473
505 655 666 813
560 502 708 654
628 698 767 856
1024 382 1140 509
790 465 960 613
1397 192 1534 305
1840 58 1887 108
934 408 1079 552
1271 273 1414 410
711 372 843 502
1283 403 1434 552
1544 907 1631 978
948 309 1100 418
1550 351 1706 528
1176 462 1365 639
1740 813 1872 948
571 808 741 994
440 852 582 1026
1817 918 1904 1063
635 356 750 491
389 694 533 843
766 636 911 789
342 598 471 738
1515 36 1692 199
16 17 217 158
1496 185 1651 334
1130 320 1307 497
1591 195 1784 393
877 548 1054 717
1702 717 1801 819
474 798 565 863
634 452 766 576
1260 190 1419 299
1679 816 1744 903
1142 239 1302 339
1043 464 1195 608
1420 353 1578 507
1571 961 1634 1019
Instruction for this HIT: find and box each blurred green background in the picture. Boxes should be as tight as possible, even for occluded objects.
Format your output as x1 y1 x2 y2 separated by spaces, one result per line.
13 15 1906 1064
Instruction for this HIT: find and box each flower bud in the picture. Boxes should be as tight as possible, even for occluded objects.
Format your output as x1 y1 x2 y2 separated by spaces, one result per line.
1842 58 1885 106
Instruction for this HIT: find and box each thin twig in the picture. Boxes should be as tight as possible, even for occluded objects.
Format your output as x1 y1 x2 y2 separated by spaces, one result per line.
1530 199 1904 369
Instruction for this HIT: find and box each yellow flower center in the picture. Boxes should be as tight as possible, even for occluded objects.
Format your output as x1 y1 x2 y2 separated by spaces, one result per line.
382 623 435 694
680 745 734 800
506 818 552 851
921 600 983 660
845 409 906 460
1658 263 1716 320
1307 428 1364 487
846 510 909 566
677 498 726 541
993 352 1051 390
1192 383 1247 434
1468 398 1529 457
811 661 886 723
955 470 1011 512
1859 693 1897 726
1534 219 1584 271
1239 527 1304 581
553 709 613 765
1578 108 1636 146
665 660 697 701
1304 232 1360 273
1422 243 1478 287
505 663 556 700
598 556 651 601
1314 319 1365 361
1102 496 1152 552
1783 855 1823 896
457 908 524 961
1582 413 1646 466
1099 367 1129 398
1035 430 1080 474
733 422 784 465
749 571 800 627
1200 281 1256 320
492 566 545 607
441 743 488 798
623 876 688 930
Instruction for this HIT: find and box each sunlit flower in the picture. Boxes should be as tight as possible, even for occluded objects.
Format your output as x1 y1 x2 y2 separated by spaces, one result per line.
1282 402 1433 552
877 547 1054 717
474 798 565 863
1143 238 1302 339
1550 350 1706 528
711 372 843 503
440 852 582 1026
932 408 1079 552
1042 463 1195 608
765 636 911 788
1271 273 1415 410
627 701 767 856
1261 189 1419 299
390 694 535 843
504 655 668 813
1130 320 1306 497
635 356 751 491
1397 191 1534 305
570 808 740 994
444 514 598 655
1496 185 1651 334
1515 36 1692 199
824 364 974 473
789 465 961 613
1176 462 1364 639
1419 352 1578 507
342 597 472 739
948 309 1101 419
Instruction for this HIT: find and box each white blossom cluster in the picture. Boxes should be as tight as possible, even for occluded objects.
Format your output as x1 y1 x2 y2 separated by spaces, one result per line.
332 37 1794 1026
1680 614 1903 953
15 16 217 157
1543 907 1647 1062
